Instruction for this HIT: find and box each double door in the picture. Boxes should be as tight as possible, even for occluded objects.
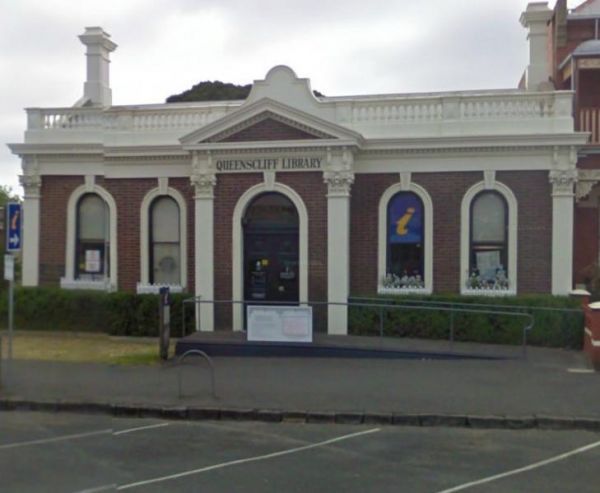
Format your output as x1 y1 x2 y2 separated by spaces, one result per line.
244 231 299 304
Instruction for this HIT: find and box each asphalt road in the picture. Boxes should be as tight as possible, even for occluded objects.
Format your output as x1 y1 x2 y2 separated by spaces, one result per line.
1 410 599 493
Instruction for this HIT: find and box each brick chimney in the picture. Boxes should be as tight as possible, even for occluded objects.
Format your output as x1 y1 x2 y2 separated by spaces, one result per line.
78 27 117 107
520 3 553 91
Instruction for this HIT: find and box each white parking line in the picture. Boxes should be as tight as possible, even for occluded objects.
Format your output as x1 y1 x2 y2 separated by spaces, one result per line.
72 484 117 493
113 423 169 436
0 429 113 450
117 427 381 490
436 438 600 493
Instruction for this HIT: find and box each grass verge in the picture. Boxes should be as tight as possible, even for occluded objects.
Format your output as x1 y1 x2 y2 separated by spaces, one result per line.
0 330 174 365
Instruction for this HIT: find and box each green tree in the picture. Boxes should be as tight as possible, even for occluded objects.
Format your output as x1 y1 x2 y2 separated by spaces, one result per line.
0 185 20 206
166 80 324 103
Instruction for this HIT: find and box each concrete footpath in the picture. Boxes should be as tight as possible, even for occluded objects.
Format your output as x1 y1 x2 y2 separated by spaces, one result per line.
1 338 599 430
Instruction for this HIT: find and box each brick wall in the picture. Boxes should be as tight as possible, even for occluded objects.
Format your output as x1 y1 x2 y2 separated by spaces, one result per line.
496 171 552 293
213 173 262 328
577 154 600 170
212 171 327 330
39 176 195 292
574 206 599 284
39 176 83 285
350 170 553 295
40 168 554 311
217 118 321 142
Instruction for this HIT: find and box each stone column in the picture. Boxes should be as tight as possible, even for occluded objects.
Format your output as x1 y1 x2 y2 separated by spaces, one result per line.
191 152 216 331
323 150 354 335
19 172 42 286
549 168 577 295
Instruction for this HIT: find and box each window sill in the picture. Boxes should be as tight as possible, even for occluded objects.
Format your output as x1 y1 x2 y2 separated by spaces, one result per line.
136 283 184 294
461 288 516 297
60 278 115 292
378 286 432 295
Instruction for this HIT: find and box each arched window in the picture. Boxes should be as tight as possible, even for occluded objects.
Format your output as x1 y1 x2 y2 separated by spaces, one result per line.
469 191 508 287
461 181 517 295
76 193 110 280
149 196 180 285
385 192 425 289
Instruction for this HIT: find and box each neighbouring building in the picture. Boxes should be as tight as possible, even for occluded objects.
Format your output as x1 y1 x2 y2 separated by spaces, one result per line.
8 2 597 334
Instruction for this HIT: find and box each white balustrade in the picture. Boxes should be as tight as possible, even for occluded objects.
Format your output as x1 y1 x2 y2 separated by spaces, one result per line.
26 91 573 136
27 105 237 132
347 92 566 125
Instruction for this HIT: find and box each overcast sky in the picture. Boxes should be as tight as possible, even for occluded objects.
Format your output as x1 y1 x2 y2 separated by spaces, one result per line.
0 0 581 194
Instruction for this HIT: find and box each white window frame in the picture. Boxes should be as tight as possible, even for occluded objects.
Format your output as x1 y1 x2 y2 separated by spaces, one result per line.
460 181 518 296
137 187 188 294
377 182 433 295
61 183 118 291
232 181 309 331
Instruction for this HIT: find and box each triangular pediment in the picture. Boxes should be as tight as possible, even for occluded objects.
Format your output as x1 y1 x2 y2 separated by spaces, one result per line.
205 111 334 143
180 98 363 148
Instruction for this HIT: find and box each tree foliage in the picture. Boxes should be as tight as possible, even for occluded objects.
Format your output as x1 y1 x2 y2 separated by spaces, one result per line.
0 185 20 206
166 80 324 103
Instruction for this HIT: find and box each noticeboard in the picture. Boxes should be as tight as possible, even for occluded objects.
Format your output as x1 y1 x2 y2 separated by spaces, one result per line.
247 305 313 343
4 254 14 281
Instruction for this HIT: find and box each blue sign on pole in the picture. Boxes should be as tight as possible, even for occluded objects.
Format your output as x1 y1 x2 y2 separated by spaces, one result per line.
6 202 22 252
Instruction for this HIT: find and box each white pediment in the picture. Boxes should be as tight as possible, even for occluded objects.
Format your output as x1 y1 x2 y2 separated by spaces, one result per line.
179 97 363 148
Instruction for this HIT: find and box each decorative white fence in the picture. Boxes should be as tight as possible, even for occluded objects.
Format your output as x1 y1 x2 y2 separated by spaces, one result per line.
26 91 574 134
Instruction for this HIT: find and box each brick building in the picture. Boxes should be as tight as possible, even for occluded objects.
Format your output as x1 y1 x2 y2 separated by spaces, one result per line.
8 2 594 334
541 0 600 287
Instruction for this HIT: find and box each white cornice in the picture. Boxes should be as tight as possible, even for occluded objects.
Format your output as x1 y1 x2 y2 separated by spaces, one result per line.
104 145 189 158
187 138 359 153
363 133 589 152
8 143 103 156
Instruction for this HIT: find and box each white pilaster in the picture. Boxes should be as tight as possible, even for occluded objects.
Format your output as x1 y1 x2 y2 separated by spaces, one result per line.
19 173 41 286
191 152 216 331
549 168 577 295
323 149 354 335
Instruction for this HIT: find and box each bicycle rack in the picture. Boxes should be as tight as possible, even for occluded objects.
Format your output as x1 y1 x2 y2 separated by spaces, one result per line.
177 349 217 399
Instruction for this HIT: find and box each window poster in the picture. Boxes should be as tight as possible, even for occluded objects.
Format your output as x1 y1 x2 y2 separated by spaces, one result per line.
388 193 423 244
85 249 101 273
476 250 501 280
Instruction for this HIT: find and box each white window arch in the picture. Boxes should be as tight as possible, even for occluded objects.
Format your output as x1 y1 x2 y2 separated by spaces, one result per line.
378 182 433 294
461 181 517 295
232 181 309 331
61 182 118 291
137 187 188 293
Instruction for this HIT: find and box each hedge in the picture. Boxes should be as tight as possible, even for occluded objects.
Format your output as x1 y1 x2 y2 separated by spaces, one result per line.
0 287 195 337
348 294 584 349
0 287 585 348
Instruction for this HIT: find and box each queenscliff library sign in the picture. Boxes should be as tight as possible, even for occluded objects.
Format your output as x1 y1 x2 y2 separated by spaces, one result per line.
215 156 322 172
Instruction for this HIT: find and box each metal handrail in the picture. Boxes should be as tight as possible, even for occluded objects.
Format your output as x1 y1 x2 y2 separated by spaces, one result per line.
350 296 583 313
177 349 217 399
181 298 536 357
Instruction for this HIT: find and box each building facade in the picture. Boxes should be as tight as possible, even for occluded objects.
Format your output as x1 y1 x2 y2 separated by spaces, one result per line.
9 3 593 334
542 0 600 287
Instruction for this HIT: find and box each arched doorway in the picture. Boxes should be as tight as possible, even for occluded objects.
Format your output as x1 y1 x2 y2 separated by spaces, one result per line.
243 192 300 303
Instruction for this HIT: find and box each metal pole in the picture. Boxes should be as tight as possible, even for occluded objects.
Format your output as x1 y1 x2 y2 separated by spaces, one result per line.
8 278 13 361
182 301 186 339
449 311 454 350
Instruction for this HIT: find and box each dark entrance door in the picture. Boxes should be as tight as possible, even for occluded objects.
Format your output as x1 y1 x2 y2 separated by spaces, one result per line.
243 193 299 304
